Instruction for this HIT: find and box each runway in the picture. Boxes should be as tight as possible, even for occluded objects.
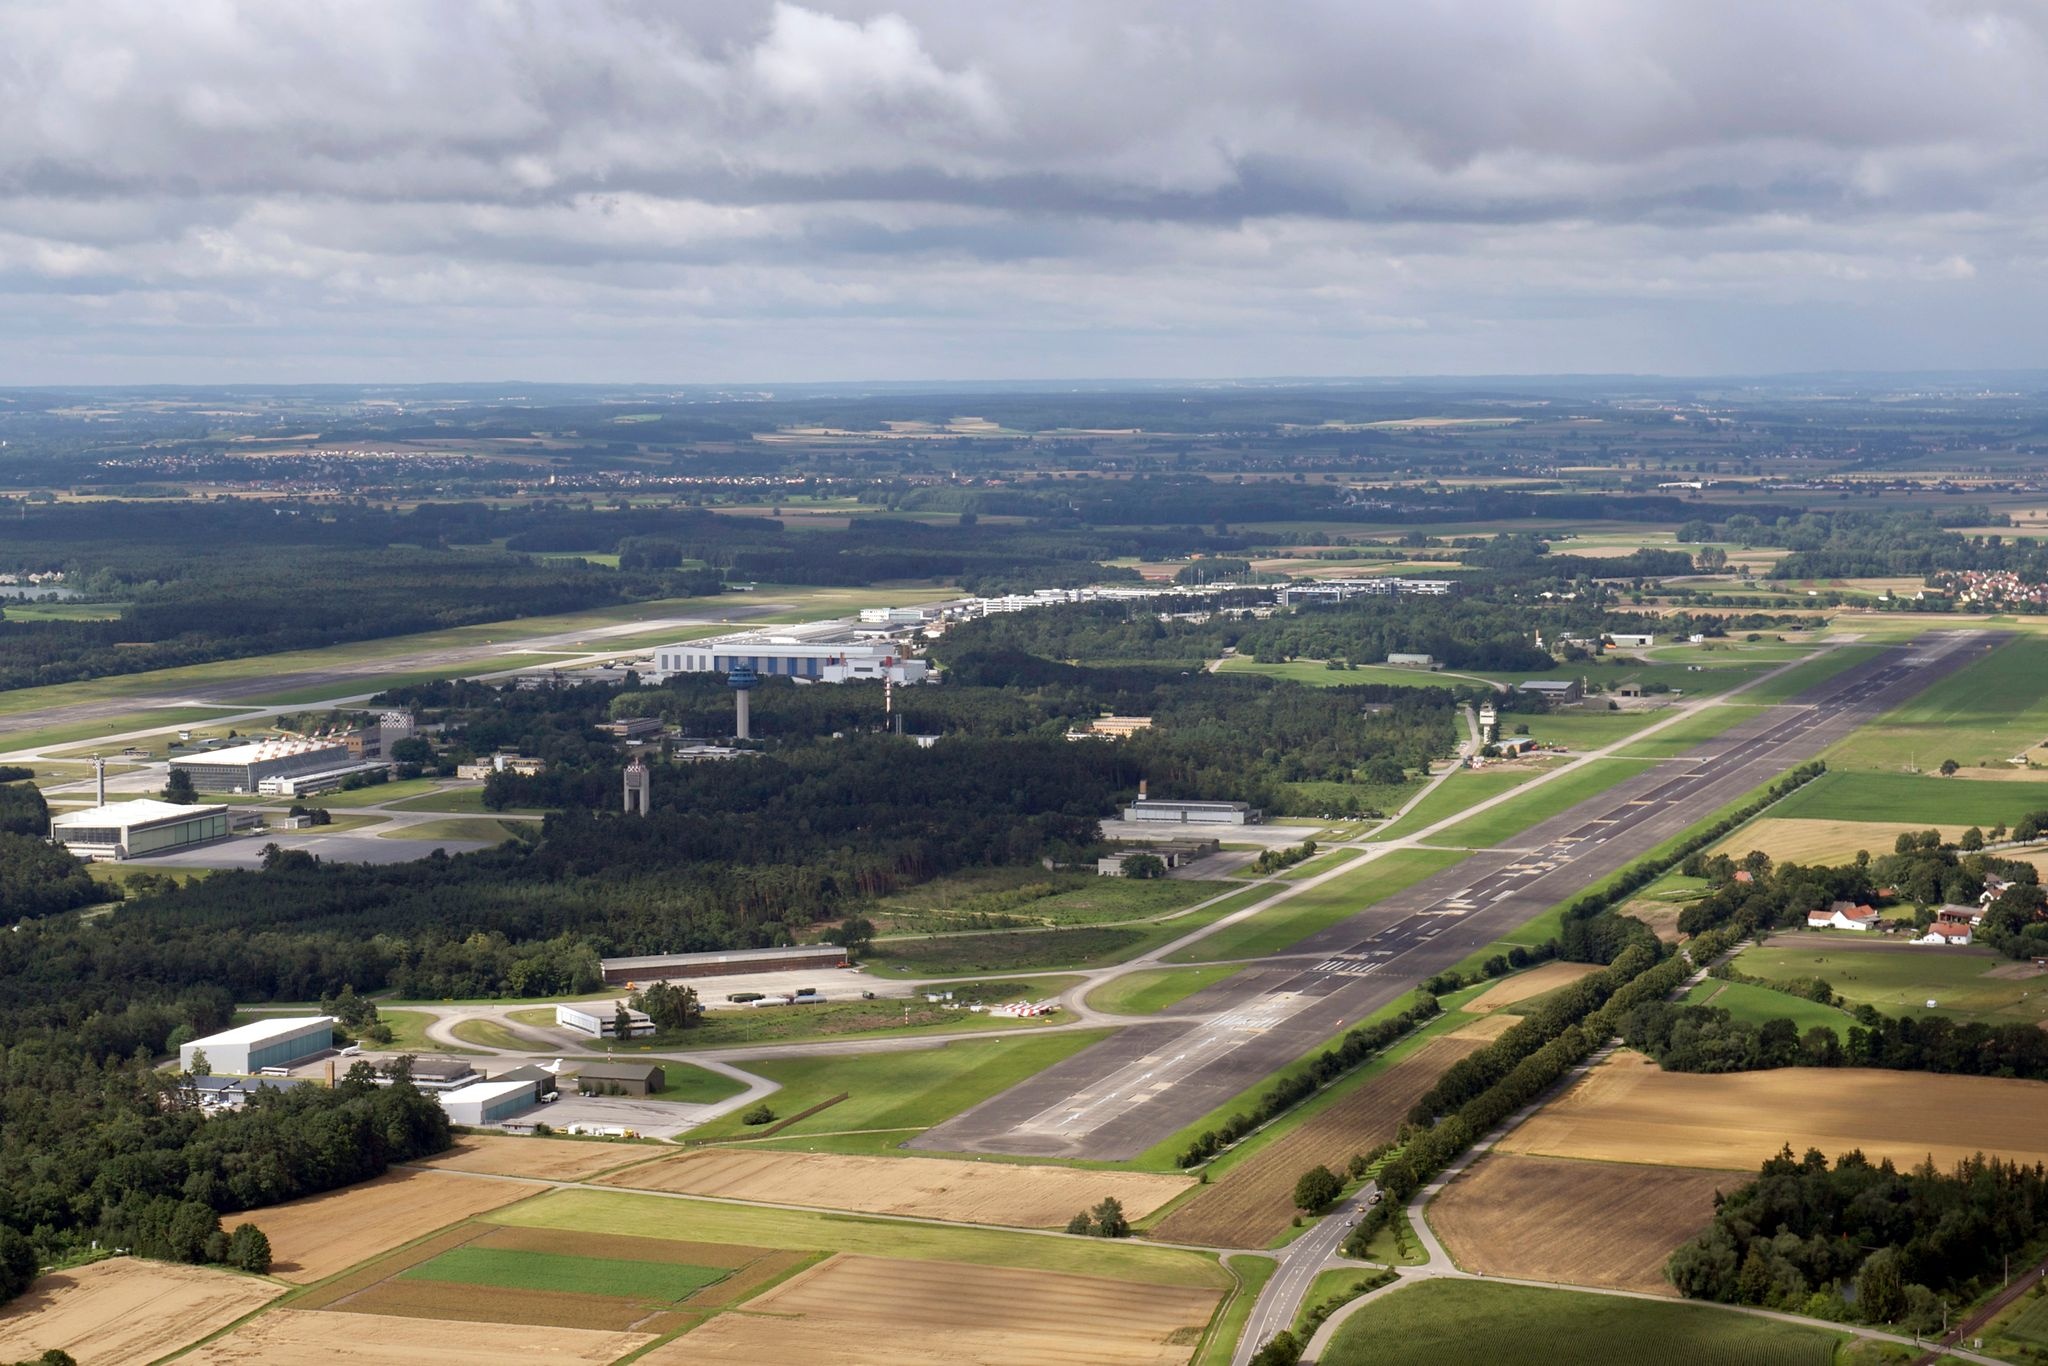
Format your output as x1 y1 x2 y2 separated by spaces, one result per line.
913 630 2000 1161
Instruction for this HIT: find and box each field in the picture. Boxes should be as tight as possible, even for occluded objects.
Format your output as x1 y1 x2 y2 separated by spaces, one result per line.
1428 1154 1731 1293
1766 769 2048 826
1151 1035 1483 1247
1825 635 2048 772
1319 1280 1843 1366
600 1148 1192 1227
1738 938 2048 1027
1430 759 1659 848
1168 848 1465 963
400 1244 726 1299
412 1134 651 1181
1613 703 1769 758
1462 961 1602 1013
1708 816 1970 864
874 870 1229 929
1498 1050 2048 1170
1371 765 1551 841
182 1308 652 1365
1684 979 1854 1036
1733 643 1884 705
0 1257 282 1365
684 1030 1107 1148
243 1167 535 1281
638 1253 1219 1366
1086 964 1245 1015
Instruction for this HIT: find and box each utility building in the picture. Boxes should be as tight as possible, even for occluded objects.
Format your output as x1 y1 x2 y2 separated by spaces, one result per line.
438 1078 540 1126
180 1016 336 1075
654 636 929 684
49 799 229 859
574 1062 665 1096
599 944 848 985
556 1003 656 1038
169 738 353 793
1122 797 1262 825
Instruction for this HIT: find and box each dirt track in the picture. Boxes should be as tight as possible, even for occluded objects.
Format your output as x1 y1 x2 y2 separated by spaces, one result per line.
0 1257 281 1366
1430 1153 1730 1294
636 1254 1218 1366
1150 1034 1483 1248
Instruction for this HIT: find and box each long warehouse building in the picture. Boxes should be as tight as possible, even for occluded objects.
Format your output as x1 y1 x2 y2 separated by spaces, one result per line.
169 738 353 793
179 1016 336 1075
600 944 849 985
49 799 229 859
654 637 928 684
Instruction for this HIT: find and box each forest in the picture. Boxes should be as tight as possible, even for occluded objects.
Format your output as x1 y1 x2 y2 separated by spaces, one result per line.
1667 1148 2048 1330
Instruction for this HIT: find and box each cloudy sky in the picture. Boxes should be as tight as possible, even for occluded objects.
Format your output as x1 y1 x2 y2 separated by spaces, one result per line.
2 0 2044 384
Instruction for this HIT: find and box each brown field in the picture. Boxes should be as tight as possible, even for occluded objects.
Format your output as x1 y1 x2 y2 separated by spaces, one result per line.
1151 1035 1483 1248
244 1168 534 1282
600 1149 1191 1228
0 1257 281 1366
1499 1051 2048 1171
1463 961 1602 1014
1618 897 1686 942
1451 1012 1521 1040
1429 1154 1730 1294
413 1134 648 1181
182 1308 651 1365
1709 817 1966 865
637 1254 1218 1366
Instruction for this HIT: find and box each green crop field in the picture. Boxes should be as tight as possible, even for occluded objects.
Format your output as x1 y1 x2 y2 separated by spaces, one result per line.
401 1246 725 1299
1085 965 1243 1015
1168 848 1466 963
1319 1280 1843 1366
1769 770 2048 827
487 1186 1231 1287
1826 635 2048 772
1684 979 1853 1036
685 1030 1110 1146
1737 941 2048 1027
1430 759 1657 848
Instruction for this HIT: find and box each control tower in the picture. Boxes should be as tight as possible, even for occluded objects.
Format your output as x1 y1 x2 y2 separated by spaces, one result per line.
622 758 650 816
729 664 758 740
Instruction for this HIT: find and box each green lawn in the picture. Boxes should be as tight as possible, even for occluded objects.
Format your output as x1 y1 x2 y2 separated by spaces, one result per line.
487 1186 1231 1288
449 1018 528 1049
1685 979 1853 1037
1295 1268 1398 1337
377 817 526 844
1429 759 1658 848
563 1058 748 1104
685 1030 1111 1145
1373 765 1551 841
1319 1280 1844 1366
1769 770 2048 827
1737 644 1885 704
869 885 1271 976
1196 1255 1278 1366
1085 965 1244 1015
1353 1205 1427 1267
1736 941 2048 1027
305 777 448 808
1614 704 1767 758
1167 848 1466 963
384 787 549 815
1826 635 2048 772
599 980 1080 1051
374 1008 456 1053
401 1246 724 1299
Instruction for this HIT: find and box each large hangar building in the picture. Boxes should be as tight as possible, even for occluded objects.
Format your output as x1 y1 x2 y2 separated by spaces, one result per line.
169 738 354 793
179 1016 336 1075
49 799 230 859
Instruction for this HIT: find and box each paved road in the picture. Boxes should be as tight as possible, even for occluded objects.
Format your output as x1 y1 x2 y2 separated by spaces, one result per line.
915 630 2000 1160
1232 1183 1380 1366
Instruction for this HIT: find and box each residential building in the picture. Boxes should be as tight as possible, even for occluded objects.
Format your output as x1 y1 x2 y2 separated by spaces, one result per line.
1806 901 1880 931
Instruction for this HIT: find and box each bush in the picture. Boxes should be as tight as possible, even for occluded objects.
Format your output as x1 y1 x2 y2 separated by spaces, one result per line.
740 1103 777 1126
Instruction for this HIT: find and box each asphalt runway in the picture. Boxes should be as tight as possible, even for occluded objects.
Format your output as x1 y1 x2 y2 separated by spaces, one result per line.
915 630 2002 1161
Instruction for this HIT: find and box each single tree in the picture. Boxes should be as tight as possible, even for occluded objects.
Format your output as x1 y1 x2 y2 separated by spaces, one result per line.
612 1001 633 1039
186 1048 211 1078
226 1223 272 1274
1121 852 1166 880
1939 758 1960 776
1293 1164 1343 1213
1090 1196 1129 1238
1857 1248 1906 1323
162 768 199 804
1065 1211 1093 1236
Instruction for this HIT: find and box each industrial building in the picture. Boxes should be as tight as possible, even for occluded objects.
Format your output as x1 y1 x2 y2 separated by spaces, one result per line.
859 606 932 626
574 1061 665 1096
556 1003 656 1038
1121 796 1263 826
438 1077 541 1126
599 944 849 985
653 636 929 684
169 738 353 793
1097 838 1219 875
49 799 230 859
390 1057 484 1091
1517 679 1584 704
256 760 391 797
1277 578 1455 606
180 1016 336 1075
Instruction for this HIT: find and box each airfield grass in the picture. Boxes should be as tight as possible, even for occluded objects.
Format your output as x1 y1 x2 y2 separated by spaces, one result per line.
374 1009 455 1054
1085 965 1244 1015
303 776 446 808
1429 759 1658 848
1770 770 2048 827
1195 1255 1278 1366
870 885 1270 975
377 817 526 843
1277 848 1363 881
1167 848 1466 963
1613 704 1768 758
1214 657 1466 690
873 870 1227 929
1737 941 2048 1027
449 1018 528 1050
1736 643 1885 704
385 787 550 815
1683 979 1854 1037
4 706 253 757
1318 1280 1846 1366
684 1030 1110 1146
1471 657 1782 699
604 980 1080 1052
400 1246 724 1300
1520 709 1666 748
1372 766 1551 841
1826 635 2048 771
487 1186 1231 1289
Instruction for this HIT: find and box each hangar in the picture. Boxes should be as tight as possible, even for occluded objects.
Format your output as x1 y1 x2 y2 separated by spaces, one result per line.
180 1016 336 1075
600 944 849 985
49 799 230 859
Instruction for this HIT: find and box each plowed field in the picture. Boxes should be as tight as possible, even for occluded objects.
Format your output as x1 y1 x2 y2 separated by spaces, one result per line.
1499 1051 2048 1170
1429 1154 1729 1294
1463 961 1602 1013
1150 1034 1483 1248
181 1308 650 1365
601 1148 1190 1227
242 1168 533 1281
637 1253 1217 1366
413 1134 648 1181
0 1257 282 1366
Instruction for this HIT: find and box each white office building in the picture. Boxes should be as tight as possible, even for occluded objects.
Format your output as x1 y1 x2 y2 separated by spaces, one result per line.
180 1016 336 1075
653 636 929 684
556 1004 656 1038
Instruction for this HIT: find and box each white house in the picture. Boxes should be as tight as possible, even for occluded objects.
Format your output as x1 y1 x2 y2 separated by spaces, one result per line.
1806 901 1879 931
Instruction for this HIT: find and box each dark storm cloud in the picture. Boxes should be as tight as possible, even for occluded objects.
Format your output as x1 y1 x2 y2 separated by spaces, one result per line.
0 0 2041 380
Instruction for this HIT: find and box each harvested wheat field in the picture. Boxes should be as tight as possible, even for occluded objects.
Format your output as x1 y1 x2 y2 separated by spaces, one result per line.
1452 1012 1521 1041
1500 1051 2048 1171
601 1149 1191 1227
1462 961 1601 1014
638 1253 1217 1366
415 1133 647 1182
0 1257 281 1366
1430 1154 1730 1294
1708 817 1964 865
1151 1034 1483 1248
244 1168 534 1282
182 1308 650 1365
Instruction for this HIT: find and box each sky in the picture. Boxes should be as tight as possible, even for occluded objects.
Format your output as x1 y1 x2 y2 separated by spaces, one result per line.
2 0 2045 385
